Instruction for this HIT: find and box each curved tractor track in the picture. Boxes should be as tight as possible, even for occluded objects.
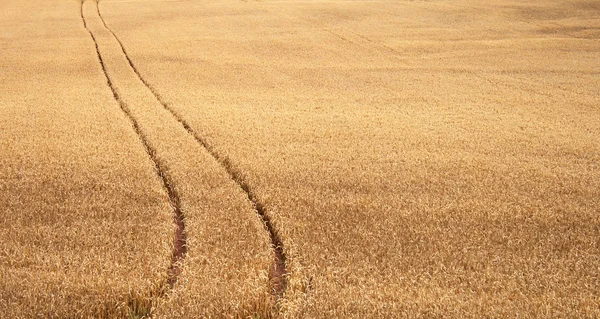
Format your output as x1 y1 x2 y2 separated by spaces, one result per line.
81 0 287 302
80 0 187 288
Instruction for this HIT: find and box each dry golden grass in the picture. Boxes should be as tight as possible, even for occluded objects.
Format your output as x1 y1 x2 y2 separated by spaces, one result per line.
2 0 599 317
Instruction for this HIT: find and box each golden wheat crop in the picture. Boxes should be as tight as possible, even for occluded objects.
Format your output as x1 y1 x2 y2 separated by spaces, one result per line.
1 0 599 317
98 0 600 317
0 0 174 317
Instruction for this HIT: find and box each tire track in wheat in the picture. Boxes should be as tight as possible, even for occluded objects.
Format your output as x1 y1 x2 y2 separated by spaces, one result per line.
95 0 287 299
80 0 187 289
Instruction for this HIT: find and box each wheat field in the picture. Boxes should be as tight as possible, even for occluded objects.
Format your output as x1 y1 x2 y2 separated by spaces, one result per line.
1 0 599 317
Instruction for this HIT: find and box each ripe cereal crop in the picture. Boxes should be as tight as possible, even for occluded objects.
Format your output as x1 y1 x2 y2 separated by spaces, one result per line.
1 0 599 317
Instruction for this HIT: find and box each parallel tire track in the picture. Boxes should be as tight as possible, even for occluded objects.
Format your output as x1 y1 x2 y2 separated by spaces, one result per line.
80 0 187 289
94 1 288 300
